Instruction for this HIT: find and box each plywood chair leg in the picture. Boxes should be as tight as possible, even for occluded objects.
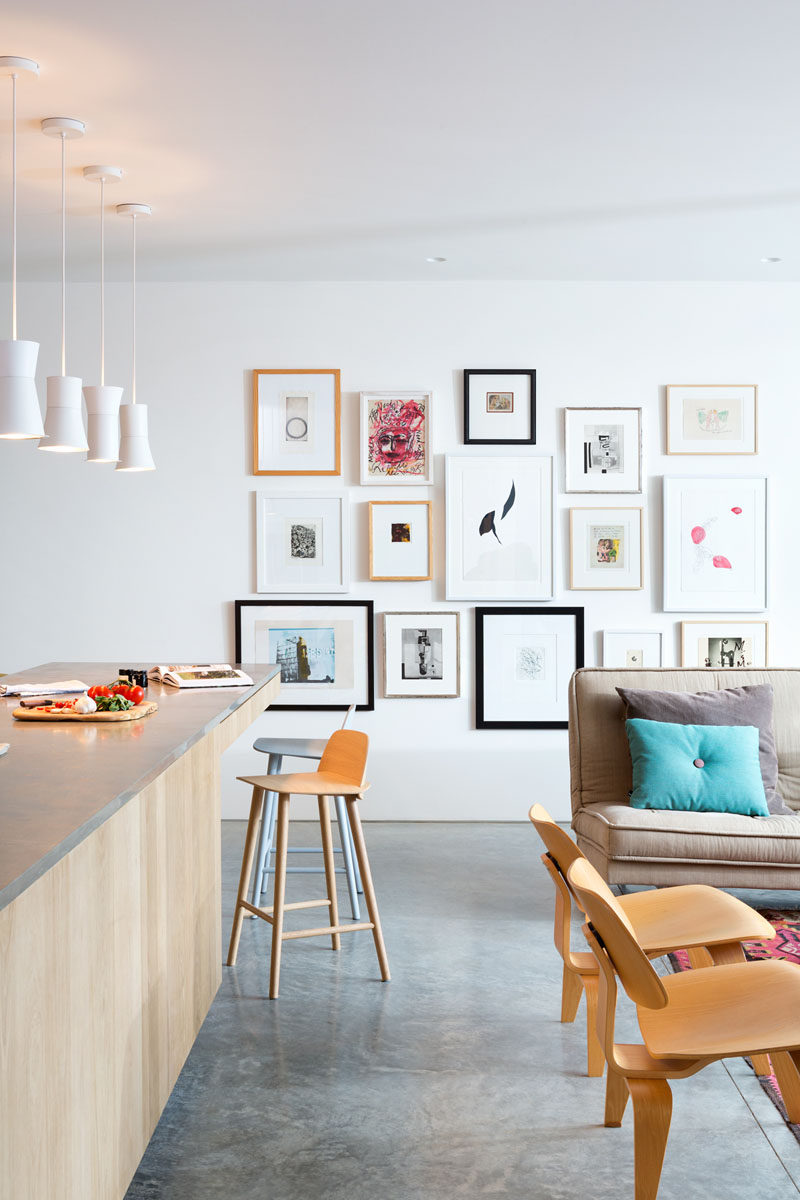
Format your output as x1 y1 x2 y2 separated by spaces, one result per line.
605 1069 630 1127
318 794 340 950
346 796 390 982
268 794 290 1000
770 1050 800 1123
627 1078 672 1200
561 964 583 1023
686 946 714 969
705 941 772 1076
227 786 265 966
582 974 605 1077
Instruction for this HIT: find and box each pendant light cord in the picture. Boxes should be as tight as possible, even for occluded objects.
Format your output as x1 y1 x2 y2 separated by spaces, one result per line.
10 72 17 340
99 175 105 386
60 133 66 376
131 215 137 404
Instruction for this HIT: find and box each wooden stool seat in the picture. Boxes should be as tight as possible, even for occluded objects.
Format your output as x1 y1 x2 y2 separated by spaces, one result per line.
227 730 389 998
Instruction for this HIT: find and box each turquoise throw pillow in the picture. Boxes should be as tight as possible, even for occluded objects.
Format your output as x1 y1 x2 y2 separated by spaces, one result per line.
626 718 769 817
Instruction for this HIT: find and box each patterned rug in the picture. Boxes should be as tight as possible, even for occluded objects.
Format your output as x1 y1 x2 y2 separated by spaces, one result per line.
670 909 800 1143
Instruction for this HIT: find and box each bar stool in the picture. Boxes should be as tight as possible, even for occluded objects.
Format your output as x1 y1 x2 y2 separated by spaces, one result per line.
227 729 390 998
249 705 363 919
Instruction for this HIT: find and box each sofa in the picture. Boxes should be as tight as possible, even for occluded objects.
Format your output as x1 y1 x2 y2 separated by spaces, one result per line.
569 668 800 889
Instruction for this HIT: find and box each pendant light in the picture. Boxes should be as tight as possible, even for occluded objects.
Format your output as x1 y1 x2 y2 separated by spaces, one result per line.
116 203 155 471
0 56 42 440
39 117 87 452
82 164 123 462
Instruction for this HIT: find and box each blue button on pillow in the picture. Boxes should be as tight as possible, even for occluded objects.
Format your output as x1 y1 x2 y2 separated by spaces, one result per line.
626 718 769 817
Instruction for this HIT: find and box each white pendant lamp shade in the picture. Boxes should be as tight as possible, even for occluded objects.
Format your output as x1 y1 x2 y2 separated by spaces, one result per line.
40 376 87 452
83 385 123 462
0 57 41 440
117 402 155 471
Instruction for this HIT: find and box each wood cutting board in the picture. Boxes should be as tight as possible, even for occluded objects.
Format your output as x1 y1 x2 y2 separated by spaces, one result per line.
13 700 158 723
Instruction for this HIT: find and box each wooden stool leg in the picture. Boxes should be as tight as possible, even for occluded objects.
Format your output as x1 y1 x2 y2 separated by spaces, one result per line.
687 946 714 969
226 786 264 966
318 794 340 950
582 975 605 1077
627 1078 672 1200
561 964 583 1023
346 796 390 982
605 1069 629 1127
771 1051 800 1122
269 793 290 1000
706 942 771 1076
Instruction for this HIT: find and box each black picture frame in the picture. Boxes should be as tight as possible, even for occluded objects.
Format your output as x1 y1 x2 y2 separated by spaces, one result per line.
475 606 584 729
463 368 536 445
235 598 375 711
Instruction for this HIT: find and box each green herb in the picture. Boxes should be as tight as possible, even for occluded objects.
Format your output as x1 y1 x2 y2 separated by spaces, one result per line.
94 694 134 712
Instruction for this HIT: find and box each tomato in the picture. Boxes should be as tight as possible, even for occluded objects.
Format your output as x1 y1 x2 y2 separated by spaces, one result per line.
129 686 144 705
111 684 131 699
89 685 111 699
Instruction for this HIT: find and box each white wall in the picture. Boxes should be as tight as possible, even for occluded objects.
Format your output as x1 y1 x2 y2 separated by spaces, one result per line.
2 281 798 821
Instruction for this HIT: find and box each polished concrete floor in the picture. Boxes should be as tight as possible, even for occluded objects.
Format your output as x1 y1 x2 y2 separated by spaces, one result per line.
126 823 800 1199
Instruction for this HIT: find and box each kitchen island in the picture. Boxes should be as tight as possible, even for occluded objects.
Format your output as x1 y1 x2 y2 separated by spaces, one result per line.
0 662 280 1200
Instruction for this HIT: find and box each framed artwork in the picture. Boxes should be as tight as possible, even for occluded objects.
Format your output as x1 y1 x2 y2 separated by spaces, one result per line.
663 476 767 612
475 607 584 729
359 391 432 484
681 621 769 668
564 407 642 493
369 501 432 581
383 611 460 698
255 493 349 593
445 455 553 600
666 384 757 455
253 369 341 476
235 599 374 710
603 630 663 668
463 369 536 445
569 507 643 590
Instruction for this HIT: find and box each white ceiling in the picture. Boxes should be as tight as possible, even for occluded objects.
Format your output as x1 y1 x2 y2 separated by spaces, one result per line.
3 0 800 281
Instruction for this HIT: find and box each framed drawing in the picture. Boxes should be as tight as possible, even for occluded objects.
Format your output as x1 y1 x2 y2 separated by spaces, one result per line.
445 455 553 600
564 407 642 493
475 607 584 729
663 477 767 612
255 493 349 593
383 611 460 698
666 384 757 455
603 630 663 668
253 369 341 476
235 599 374 710
463 369 536 445
359 391 432 484
681 621 769 668
369 500 432 581
569 507 643 590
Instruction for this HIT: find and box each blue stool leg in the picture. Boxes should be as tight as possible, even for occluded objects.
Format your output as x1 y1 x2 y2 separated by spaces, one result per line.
347 814 363 894
250 754 282 907
335 795 360 920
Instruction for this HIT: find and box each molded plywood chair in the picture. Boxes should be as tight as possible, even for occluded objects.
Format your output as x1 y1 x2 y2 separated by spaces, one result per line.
227 729 390 998
567 856 800 1200
529 804 774 1077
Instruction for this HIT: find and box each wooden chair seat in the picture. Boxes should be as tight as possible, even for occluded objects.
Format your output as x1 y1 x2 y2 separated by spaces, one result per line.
238 771 370 797
619 884 774 955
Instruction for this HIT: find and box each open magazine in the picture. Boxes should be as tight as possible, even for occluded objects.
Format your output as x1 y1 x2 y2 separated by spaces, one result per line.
148 664 253 689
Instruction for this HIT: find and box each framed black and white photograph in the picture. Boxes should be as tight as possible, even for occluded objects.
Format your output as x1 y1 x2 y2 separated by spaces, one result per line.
666 384 757 455
569 506 643 590
235 599 374 710
681 620 769 668
369 500 432 581
253 368 341 476
463 369 536 445
383 611 460 698
602 630 663 668
475 607 584 729
256 493 349 592
446 455 553 600
564 407 642 493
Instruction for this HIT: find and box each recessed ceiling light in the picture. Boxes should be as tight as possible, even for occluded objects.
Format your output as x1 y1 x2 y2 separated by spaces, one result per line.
761 256 782 263
425 256 446 263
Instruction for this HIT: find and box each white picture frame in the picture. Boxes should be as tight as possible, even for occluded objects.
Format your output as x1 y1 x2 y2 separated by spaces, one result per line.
359 391 433 485
603 630 663 668
564 407 642 493
666 384 757 455
255 493 349 593
445 455 553 601
383 611 460 698
663 476 767 612
569 507 643 590
681 620 769 668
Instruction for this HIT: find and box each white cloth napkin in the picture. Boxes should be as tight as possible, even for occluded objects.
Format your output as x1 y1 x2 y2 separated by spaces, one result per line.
0 679 88 697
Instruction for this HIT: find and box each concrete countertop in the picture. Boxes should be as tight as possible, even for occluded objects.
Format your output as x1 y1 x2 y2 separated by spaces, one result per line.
0 661 280 912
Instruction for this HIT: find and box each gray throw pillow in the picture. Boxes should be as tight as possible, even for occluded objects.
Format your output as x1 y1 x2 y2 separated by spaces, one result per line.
616 683 792 816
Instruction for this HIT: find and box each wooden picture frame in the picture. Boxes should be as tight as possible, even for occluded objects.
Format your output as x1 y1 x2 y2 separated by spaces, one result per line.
680 620 769 668
383 611 460 698
569 506 644 590
253 368 341 476
666 384 758 455
463 369 536 445
368 500 432 581
359 391 433 485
